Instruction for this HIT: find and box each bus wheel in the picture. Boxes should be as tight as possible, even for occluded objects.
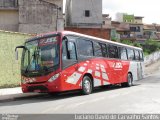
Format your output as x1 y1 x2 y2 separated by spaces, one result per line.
121 73 133 87
82 76 93 95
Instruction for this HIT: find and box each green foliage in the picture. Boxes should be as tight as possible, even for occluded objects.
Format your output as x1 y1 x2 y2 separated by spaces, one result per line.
142 40 160 55
121 39 160 56
121 40 134 46
111 37 117 42
0 31 32 88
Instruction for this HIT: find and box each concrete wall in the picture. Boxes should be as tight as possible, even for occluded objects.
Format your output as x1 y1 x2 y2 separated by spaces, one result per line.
135 19 143 24
0 10 19 31
18 0 63 34
0 30 33 87
66 0 102 28
65 27 111 40
144 51 160 66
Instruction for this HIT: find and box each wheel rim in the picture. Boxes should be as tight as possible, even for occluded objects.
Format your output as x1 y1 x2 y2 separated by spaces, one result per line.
84 79 91 93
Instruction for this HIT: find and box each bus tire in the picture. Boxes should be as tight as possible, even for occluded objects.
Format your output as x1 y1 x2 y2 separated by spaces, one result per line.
82 76 93 95
121 73 133 87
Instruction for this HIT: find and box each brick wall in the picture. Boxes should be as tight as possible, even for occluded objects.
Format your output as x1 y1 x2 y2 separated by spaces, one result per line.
65 27 111 40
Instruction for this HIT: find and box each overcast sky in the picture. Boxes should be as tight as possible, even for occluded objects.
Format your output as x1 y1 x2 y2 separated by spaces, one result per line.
102 0 159 24
63 0 159 24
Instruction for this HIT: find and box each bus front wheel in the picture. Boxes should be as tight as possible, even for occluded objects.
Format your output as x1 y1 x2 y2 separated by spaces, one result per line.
82 76 93 95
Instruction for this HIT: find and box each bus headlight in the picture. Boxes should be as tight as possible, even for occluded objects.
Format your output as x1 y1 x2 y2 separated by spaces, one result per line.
48 73 60 82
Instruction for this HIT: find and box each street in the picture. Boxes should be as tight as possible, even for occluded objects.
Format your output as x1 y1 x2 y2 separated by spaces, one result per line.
0 67 160 114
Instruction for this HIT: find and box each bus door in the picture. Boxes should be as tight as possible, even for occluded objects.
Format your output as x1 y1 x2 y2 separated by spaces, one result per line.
61 37 79 90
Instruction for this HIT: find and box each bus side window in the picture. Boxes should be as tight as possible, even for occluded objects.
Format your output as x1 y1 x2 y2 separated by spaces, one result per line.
101 43 108 57
108 45 119 58
77 38 93 57
94 42 103 57
120 47 128 60
62 39 77 61
68 42 77 60
127 49 135 60
134 50 140 60
62 39 68 60
139 51 144 61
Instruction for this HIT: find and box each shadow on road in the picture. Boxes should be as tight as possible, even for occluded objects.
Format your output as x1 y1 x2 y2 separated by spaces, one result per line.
0 84 140 106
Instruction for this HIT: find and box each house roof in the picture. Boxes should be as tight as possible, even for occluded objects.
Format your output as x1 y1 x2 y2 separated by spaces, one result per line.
143 24 156 30
111 21 130 31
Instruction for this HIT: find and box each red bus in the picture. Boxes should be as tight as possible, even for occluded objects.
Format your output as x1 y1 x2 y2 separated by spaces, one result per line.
15 31 144 95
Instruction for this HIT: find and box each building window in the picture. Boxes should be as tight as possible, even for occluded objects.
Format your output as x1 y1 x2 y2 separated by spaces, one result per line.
85 10 90 17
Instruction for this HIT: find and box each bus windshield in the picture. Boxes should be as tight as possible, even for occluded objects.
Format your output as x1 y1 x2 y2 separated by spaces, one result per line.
21 36 60 77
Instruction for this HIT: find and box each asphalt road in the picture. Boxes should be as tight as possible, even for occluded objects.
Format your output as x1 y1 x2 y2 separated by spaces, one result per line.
0 68 160 114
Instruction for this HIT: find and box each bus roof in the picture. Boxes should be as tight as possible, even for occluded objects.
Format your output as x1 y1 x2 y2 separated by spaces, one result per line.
26 31 142 51
62 31 142 50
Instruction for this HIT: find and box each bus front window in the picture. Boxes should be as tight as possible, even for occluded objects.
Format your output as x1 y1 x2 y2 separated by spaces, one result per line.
22 36 60 76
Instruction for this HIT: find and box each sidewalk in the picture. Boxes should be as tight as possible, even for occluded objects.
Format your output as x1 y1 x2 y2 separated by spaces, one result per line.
0 87 22 96
0 87 40 102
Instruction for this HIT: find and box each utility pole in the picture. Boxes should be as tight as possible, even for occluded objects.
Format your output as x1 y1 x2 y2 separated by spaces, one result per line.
56 6 62 31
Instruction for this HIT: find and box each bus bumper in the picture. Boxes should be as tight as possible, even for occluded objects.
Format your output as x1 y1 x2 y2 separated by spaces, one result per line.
21 82 60 93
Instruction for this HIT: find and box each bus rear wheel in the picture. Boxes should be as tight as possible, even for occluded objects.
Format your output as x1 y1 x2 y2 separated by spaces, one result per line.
82 76 93 95
121 73 133 87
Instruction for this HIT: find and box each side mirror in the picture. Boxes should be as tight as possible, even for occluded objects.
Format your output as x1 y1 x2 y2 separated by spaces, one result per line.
68 42 73 51
15 46 26 60
15 50 18 60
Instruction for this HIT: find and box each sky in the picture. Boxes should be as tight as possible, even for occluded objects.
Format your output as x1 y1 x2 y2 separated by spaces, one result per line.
63 0 160 24
102 0 159 24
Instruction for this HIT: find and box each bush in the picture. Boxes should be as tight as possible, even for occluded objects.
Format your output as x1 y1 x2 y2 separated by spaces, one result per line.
142 40 160 55
121 39 160 56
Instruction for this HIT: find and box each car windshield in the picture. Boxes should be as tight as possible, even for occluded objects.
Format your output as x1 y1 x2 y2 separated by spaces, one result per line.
21 36 60 76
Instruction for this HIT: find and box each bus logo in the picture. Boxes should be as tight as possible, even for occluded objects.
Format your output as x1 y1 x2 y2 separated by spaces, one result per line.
113 62 123 69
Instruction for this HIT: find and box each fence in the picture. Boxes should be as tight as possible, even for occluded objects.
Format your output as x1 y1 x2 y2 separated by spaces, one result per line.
0 30 33 88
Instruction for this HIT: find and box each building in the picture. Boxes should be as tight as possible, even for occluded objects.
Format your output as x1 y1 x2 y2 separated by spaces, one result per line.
115 13 144 41
0 0 19 31
65 0 103 28
102 14 112 28
0 0 63 33
143 24 158 40
116 13 134 23
65 0 111 40
111 21 130 41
